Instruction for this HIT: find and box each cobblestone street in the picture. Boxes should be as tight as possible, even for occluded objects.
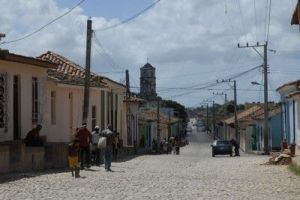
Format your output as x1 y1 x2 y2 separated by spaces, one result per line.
1 131 300 200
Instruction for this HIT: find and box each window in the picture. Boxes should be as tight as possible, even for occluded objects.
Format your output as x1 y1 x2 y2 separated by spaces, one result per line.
92 105 96 131
50 91 56 125
101 91 105 130
32 77 39 125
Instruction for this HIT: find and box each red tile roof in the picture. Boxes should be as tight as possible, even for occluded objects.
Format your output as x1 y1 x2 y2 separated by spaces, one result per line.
38 51 105 87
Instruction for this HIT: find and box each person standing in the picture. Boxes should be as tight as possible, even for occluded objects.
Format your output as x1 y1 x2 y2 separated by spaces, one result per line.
76 123 92 169
230 138 240 156
68 139 80 177
101 125 115 172
91 126 101 166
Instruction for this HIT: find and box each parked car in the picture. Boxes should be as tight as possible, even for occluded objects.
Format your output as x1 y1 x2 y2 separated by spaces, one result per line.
211 140 232 157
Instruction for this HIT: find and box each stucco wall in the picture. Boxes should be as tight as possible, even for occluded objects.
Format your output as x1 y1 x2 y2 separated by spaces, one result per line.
45 80 110 143
0 60 47 142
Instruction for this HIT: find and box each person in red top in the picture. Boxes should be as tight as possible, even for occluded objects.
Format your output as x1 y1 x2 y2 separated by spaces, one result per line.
76 123 92 169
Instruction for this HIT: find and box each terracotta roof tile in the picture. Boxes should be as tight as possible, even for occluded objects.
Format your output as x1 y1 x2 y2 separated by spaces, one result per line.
38 51 105 87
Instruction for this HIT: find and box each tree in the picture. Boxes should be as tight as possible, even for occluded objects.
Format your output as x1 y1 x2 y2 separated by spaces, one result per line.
162 100 188 125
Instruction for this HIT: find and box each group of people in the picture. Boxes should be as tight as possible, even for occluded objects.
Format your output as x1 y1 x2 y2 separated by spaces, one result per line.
152 136 181 155
68 123 120 178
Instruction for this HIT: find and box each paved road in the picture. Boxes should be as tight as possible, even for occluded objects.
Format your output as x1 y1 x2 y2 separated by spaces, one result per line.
1 131 300 200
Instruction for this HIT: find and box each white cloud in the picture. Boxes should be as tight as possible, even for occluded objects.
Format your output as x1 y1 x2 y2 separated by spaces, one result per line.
0 0 300 106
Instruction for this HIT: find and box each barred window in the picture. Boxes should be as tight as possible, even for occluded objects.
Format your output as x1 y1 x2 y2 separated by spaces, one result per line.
32 77 39 125
92 105 96 131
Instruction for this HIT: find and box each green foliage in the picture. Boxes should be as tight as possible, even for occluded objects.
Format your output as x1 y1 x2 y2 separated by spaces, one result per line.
289 163 300 176
163 100 188 124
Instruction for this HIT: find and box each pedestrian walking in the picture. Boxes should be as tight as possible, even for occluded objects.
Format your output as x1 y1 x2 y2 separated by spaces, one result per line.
101 124 116 172
68 139 80 178
76 123 92 169
91 126 101 166
112 132 120 160
230 139 240 156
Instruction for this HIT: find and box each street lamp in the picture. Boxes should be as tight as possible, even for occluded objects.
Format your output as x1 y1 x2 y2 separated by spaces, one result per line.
251 81 263 86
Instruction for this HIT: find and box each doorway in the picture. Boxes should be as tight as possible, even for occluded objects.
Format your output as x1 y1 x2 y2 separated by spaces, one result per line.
13 75 20 140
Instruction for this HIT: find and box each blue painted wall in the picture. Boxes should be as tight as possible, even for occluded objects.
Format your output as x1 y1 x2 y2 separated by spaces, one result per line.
255 112 282 151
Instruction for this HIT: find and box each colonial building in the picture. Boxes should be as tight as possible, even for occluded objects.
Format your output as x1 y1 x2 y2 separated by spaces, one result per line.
38 51 126 142
0 50 56 142
0 50 57 173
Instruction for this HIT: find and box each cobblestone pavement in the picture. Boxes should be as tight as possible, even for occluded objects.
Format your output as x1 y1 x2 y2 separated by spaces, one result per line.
1 131 300 200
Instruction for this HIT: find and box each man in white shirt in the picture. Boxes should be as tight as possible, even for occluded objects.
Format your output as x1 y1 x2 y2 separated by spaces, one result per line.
91 126 101 166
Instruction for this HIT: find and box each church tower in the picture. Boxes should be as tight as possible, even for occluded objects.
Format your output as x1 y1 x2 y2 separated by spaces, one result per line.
140 62 157 100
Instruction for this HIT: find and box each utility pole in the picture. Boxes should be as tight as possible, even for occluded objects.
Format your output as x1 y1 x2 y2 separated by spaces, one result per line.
157 98 160 141
217 79 239 142
233 80 238 143
82 18 92 124
125 70 131 145
238 42 269 154
212 101 216 139
213 92 227 104
206 104 209 135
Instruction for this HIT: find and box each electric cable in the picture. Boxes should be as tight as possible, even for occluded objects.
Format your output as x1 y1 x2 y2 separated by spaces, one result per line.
94 0 161 32
0 0 87 45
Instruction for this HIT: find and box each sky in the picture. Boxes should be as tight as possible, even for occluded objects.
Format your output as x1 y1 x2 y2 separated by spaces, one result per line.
0 0 300 107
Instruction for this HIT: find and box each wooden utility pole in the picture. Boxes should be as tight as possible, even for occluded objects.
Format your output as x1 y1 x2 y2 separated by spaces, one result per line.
125 70 132 145
212 101 215 139
238 42 269 154
206 104 209 135
82 18 93 123
82 18 93 124
233 80 238 142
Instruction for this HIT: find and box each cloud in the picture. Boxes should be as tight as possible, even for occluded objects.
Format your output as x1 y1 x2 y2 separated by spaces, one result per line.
0 0 299 106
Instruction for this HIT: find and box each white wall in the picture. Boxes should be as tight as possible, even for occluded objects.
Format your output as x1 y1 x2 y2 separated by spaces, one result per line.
0 60 47 142
45 80 110 143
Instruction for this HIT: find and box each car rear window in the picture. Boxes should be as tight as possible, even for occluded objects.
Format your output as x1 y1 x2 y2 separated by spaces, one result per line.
217 141 230 145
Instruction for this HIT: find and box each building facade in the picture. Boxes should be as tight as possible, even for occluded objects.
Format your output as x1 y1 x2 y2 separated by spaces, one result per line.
140 63 157 101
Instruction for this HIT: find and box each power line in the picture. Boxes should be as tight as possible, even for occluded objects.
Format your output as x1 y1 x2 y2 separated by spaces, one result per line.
236 0 247 41
93 32 124 70
253 0 258 41
266 0 272 42
167 65 262 99
94 0 161 32
0 0 87 45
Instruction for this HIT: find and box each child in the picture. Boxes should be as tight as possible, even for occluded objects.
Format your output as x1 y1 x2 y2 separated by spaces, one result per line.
68 139 80 178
